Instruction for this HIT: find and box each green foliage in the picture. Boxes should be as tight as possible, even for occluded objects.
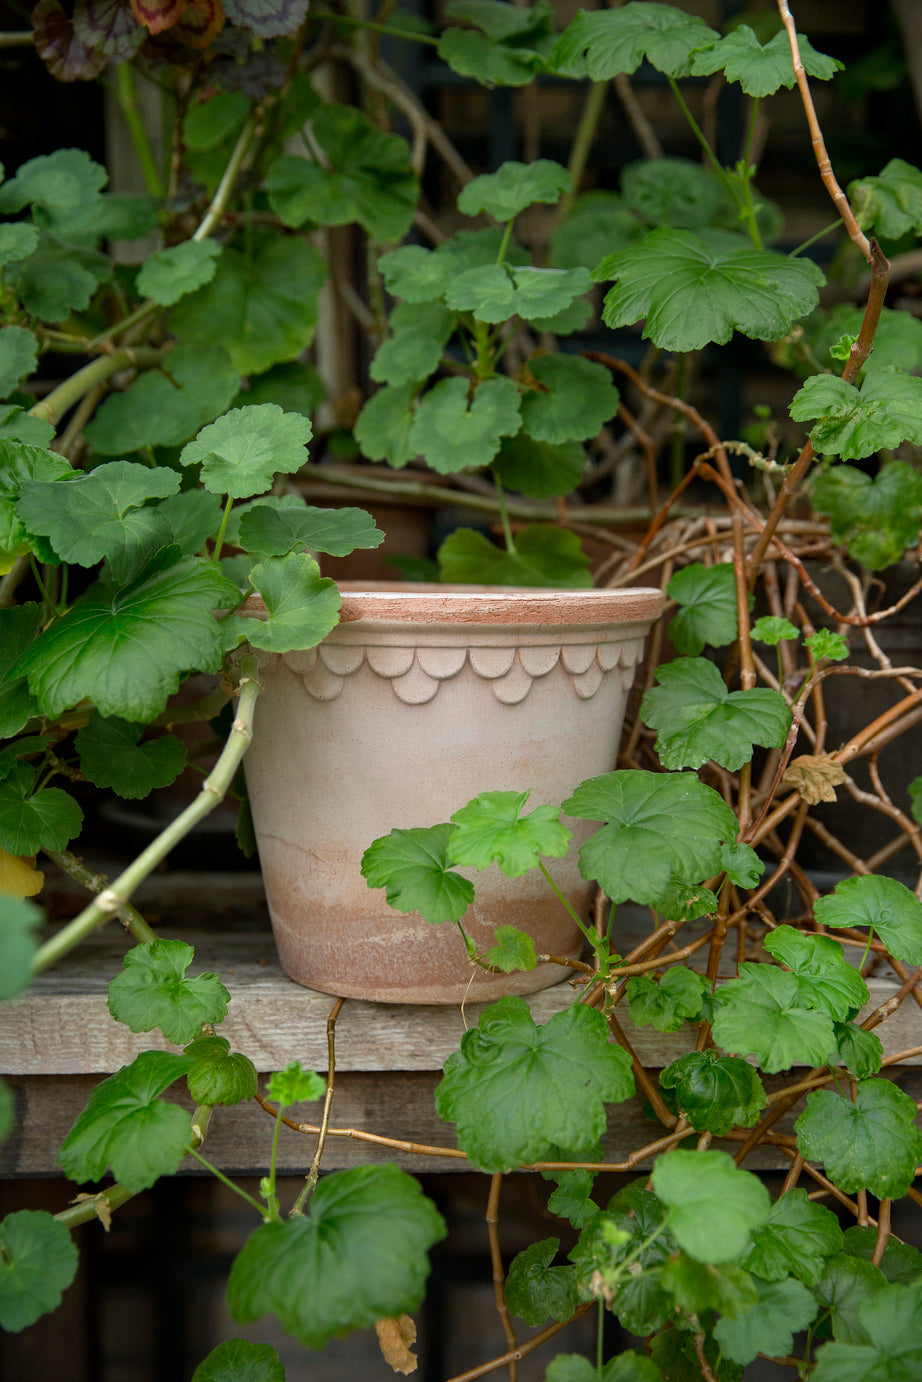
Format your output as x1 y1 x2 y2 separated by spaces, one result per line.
191 1339 286 1382
409 376 521 473
226 1165 446 1348
236 502 383 559
457 159 570 221
237 554 341 655
795 1080 922 1199
814 1253 887 1344
641 657 791 771
598 228 823 352
690 26 841 96
107 940 230 1044
519 354 619 444
362 823 475 923
790 372 922 462
504 1238 580 1325
651 1149 770 1264
437 525 592 587
545 1170 599 1229
549 3 719 80
814 874 922 965
435 997 634 1171
82 345 240 455
660 1252 757 1318
849 158 922 239
811 461 922 569
666 562 738 654
564 769 739 908
0 895 41 1002
0 326 39 398
136 240 222 307
763 925 868 1019
713 1275 818 1365
75 716 186 800
625 966 708 1033
744 1188 843 1285
0 1210 78 1333
491 434 587 499
660 1051 765 1136
266 1061 325 1106
437 0 556 87
180 405 312 499
482 925 537 972
448 790 570 877
0 761 83 855
369 301 454 388
805 628 850 662
184 1037 259 1108
712 963 838 1073
59 1051 195 1192
811 1279 922 1382
842 1226 922 1285
831 1022 884 1080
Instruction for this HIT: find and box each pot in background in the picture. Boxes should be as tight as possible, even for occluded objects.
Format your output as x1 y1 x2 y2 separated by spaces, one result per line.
243 584 664 1003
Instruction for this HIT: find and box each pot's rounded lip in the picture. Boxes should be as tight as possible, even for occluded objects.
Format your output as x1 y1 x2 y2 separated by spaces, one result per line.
333 581 665 627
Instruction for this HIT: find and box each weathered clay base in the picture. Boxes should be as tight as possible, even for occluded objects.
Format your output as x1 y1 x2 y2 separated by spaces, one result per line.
244 584 663 1003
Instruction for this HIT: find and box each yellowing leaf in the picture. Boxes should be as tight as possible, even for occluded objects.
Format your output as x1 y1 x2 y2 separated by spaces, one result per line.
0 847 43 898
782 754 848 804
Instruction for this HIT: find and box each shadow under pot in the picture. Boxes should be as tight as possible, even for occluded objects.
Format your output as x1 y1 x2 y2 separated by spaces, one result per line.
242 582 664 1004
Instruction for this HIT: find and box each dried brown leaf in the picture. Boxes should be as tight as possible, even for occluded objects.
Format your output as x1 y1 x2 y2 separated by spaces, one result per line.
70 1192 113 1231
782 753 848 804
375 1315 418 1375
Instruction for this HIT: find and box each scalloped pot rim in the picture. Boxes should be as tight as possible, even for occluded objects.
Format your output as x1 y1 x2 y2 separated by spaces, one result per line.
246 581 665 631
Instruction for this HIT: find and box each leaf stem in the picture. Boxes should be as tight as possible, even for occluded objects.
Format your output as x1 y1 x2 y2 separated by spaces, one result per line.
114 62 165 200
187 1147 269 1216
307 10 439 44
492 471 517 555
212 495 235 564
27 347 163 428
31 660 261 974
291 995 345 1215
788 217 843 258
666 75 740 211
43 850 157 945
193 113 260 243
538 861 594 948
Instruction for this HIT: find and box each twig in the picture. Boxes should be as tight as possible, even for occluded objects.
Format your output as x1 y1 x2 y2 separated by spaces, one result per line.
292 996 346 1213
486 1175 518 1381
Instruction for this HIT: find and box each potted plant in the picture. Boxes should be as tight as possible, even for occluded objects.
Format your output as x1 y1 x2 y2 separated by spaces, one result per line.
3 1 922 1379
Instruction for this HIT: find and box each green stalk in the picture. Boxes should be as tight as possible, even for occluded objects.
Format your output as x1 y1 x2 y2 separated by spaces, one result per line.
115 63 165 199
193 114 260 242
31 661 261 974
539 861 595 947
188 1148 269 1217
27 347 163 428
307 10 439 44
492 471 517 555
87 300 160 352
667 75 741 210
561 81 608 222
44 850 157 946
212 495 235 564
789 217 843 258
495 218 515 266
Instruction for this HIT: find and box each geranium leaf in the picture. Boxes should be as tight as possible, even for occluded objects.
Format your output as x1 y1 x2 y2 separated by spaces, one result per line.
437 0 555 87
0 1211 78 1334
221 0 310 38
653 1149 770 1264
802 305 922 381
0 407 54 449
265 1061 325 1107
570 1205 672 1335
842 1226 922 1286
267 106 418 241
136 239 221 306
14 235 110 321
811 1279 922 1382
621 156 727 230
482 925 537 972
72 0 146 61
651 877 719 923
549 3 719 80
545 1170 599 1230
0 326 38 397
744 1187 843 1285
519 354 619 444
17 460 179 581
14 549 242 721
58 1050 195 1192
813 1254 887 1345
235 553 340 654
437 525 591 588
549 191 644 270
378 245 456 302
691 26 841 97
660 1252 757 1319
448 790 570 877
180 404 312 499
791 373 922 462
191 1338 285 1382
227 1165 446 1347
0 895 41 1001
157 489 224 555
75 715 185 800
720 841 764 888
625 967 708 1034
813 874 922 966
354 382 417 467
409 376 521 473
563 769 739 907
763 925 869 1020
361 823 474 924
712 964 837 1073
641 657 791 771
236 360 325 417
83 344 240 455
752 615 799 645
714 1275 818 1366
850 159 922 240
435 997 634 1171
832 1022 884 1080
491 432 586 499
504 1238 580 1325
458 159 570 221
171 231 327 375
0 147 106 224
0 224 39 272
0 605 43 736
598 227 823 352
795 1080 922 1199
666 562 738 654
370 301 455 387
444 264 591 325
236 501 383 558
660 1051 765 1136
108 939 230 1044
811 460 922 569
184 1036 258 1107
0 761 83 855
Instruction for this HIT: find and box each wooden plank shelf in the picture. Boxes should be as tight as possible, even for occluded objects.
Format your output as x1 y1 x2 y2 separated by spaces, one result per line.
2 869 919 1177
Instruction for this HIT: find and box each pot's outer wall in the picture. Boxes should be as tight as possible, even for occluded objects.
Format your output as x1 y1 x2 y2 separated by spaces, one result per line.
244 586 664 1003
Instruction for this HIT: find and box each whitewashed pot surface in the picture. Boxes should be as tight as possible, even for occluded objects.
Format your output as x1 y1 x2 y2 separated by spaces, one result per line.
243 583 664 1004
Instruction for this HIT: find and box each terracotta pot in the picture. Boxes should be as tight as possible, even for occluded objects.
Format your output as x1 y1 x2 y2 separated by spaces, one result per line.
243 583 664 1003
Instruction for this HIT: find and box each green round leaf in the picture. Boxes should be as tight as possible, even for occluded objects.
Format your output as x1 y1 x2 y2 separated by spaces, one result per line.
184 1037 259 1107
814 874 922 966
0 1210 78 1333
795 1079 922 1199
448 790 570 877
136 239 222 307
75 715 186 800
652 1148 770 1263
180 404 312 499
192 1338 286 1382
457 159 570 221
362 822 474 924
108 939 230 1045
237 553 341 654
519 354 619 445
666 562 738 654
